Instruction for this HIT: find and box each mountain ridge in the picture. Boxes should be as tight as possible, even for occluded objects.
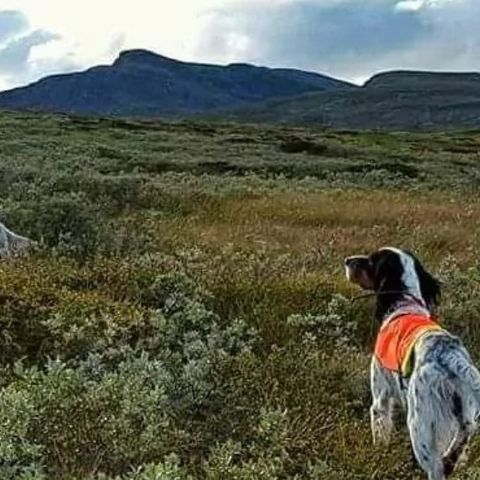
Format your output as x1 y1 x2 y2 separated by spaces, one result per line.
1 50 480 129
0 49 354 117
224 69 480 129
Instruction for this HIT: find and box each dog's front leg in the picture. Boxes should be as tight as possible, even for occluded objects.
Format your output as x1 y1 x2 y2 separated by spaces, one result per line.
370 396 394 445
370 357 395 445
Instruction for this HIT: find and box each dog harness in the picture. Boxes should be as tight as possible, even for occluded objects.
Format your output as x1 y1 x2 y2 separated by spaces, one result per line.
374 313 443 377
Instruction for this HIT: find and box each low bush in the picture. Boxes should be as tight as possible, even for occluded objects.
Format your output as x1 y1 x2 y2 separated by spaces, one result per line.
1 113 480 478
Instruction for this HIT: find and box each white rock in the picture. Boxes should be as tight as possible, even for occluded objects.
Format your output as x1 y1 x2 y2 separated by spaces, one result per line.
0 222 33 258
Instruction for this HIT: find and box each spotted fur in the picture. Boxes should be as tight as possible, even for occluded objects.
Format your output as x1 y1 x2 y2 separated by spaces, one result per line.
345 247 480 480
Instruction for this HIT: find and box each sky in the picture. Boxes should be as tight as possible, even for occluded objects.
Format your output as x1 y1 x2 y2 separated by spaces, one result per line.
0 0 479 91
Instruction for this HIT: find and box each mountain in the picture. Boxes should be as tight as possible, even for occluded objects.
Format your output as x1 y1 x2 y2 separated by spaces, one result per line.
2 54 480 129
226 71 480 129
364 70 480 90
0 50 354 116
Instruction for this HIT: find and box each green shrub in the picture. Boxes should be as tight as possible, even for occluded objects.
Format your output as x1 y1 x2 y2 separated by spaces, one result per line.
5 194 103 258
0 273 255 478
3 112 480 479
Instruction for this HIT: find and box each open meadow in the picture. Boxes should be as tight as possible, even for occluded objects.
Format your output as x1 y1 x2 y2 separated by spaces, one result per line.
2 111 480 479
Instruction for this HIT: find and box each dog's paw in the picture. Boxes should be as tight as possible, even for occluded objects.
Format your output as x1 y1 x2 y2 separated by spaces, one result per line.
372 422 392 445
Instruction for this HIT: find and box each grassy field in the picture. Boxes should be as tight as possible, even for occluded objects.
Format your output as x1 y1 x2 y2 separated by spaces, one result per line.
2 111 480 479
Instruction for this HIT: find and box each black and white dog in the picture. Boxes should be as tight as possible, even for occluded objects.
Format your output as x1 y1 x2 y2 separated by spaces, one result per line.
345 247 480 480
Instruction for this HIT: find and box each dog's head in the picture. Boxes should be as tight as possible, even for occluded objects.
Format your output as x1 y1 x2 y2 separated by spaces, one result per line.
345 247 441 319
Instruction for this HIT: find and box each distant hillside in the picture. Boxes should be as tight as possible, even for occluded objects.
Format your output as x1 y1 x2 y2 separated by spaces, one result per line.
0 50 354 116
226 71 480 129
2 56 480 129
364 70 480 90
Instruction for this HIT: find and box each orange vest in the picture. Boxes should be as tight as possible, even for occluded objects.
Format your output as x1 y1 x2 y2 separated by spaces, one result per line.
374 313 443 377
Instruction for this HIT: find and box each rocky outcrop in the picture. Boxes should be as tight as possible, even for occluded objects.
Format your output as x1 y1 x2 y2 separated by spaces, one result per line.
0 222 33 258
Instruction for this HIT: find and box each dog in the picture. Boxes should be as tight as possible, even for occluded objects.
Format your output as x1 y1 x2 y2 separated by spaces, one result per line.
345 247 480 480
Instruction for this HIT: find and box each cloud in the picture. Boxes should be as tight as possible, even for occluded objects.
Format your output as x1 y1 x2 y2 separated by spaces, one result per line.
394 0 455 12
197 0 431 80
0 9 79 89
395 0 426 11
0 10 28 43
196 0 480 83
0 30 60 73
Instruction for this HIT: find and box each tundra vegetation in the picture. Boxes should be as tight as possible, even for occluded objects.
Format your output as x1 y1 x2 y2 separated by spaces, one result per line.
1 111 480 479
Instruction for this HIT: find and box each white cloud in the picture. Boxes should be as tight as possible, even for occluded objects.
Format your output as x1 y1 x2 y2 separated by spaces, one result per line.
395 0 456 10
3 1 267 62
395 0 425 11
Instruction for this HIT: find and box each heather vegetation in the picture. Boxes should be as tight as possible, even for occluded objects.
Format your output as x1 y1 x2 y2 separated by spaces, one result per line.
1 111 480 478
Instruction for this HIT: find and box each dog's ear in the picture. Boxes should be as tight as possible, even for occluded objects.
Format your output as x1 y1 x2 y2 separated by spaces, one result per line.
369 250 403 293
368 250 406 321
410 253 441 308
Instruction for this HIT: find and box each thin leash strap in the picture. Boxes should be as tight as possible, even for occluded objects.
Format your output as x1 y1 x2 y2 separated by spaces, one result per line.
351 290 426 307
